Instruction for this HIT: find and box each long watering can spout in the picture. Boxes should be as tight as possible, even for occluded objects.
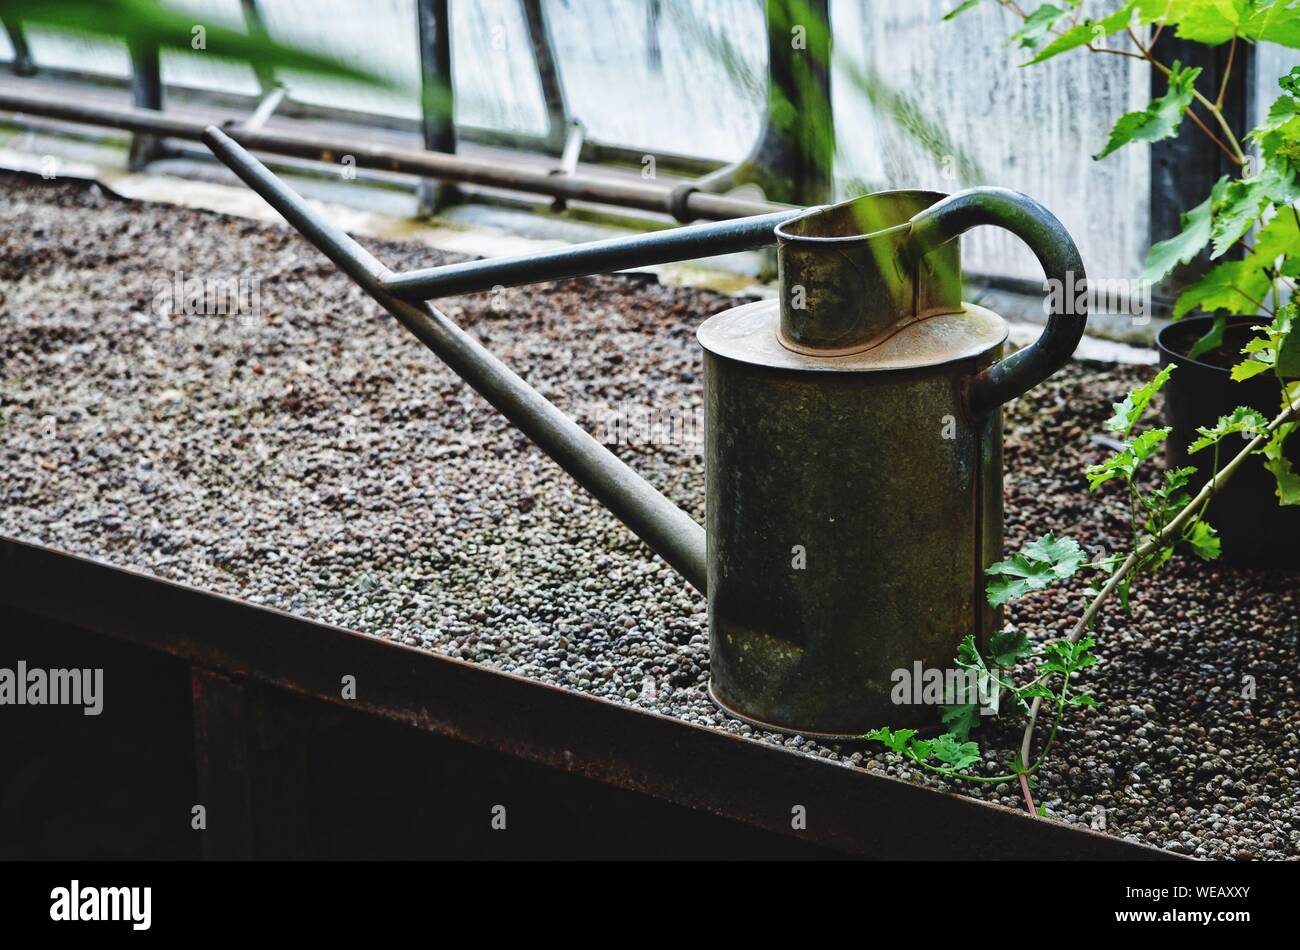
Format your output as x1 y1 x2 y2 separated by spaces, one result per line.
201 126 712 591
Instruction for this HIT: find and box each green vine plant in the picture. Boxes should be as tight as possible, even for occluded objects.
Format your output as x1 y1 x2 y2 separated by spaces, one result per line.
867 0 1300 819
868 309 1299 816
945 0 1298 354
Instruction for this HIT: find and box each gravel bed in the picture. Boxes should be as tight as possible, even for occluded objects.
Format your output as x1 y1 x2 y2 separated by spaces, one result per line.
2 173 1297 859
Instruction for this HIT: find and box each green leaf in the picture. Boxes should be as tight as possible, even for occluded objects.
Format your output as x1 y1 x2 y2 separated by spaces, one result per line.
1174 259 1273 318
1252 207 1300 270
6 0 395 92
1264 455 1300 504
1086 431 1170 491
1185 520 1222 560
955 633 984 670
1170 0 1250 45
1010 4 1070 49
1187 314 1227 360
1209 169 1298 258
1095 61 1201 159
1262 420 1300 505
1117 571 1135 611
985 533 1085 606
1249 93 1300 140
1142 178 1227 284
931 733 981 770
1189 406 1270 452
1045 636 1099 674
1132 427 1172 464
988 628 1033 667
1278 323 1300 378
1233 303 1297 379
1106 363 1175 435
865 726 916 754
943 0 984 20
1024 1 1138 65
941 703 981 741
1283 66 1300 97
1231 357 1275 381
1068 693 1099 707
1142 465 1196 523
1241 0 1300 48
1087 428 1171 489
1161 0 1300 48
1018 683 1056 700
1022 533 1087 573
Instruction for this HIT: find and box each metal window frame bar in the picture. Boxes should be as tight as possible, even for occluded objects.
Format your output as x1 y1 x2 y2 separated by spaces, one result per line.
0 10 35 77
0 87 786 221
416 0 457 214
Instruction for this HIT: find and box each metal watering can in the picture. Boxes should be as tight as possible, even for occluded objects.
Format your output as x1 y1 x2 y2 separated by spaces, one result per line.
203 128 1085 739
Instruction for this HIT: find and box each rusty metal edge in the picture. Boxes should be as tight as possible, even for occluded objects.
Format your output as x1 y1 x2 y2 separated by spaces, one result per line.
0 535 1178 860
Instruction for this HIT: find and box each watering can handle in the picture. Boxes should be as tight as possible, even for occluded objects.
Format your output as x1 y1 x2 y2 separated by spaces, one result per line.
906 188 1086 417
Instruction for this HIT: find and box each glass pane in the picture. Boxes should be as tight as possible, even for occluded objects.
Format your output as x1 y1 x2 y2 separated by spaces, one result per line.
160 0 261 96
543 0 764 160
833 0 1150 283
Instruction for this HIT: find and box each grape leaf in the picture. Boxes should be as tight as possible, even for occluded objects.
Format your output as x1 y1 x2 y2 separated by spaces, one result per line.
941 703 980 741
1087 428 1171 489
1189 406 1270 452
1232 303 1296 380
943 0 984 20
1187 314 1227 360
1262 422 1300 505
985 533 1086 606
1142 177 1226 284
1242 0 1300 48
988 627 1033 666
1024 1 1142 65
1278 323 1300 378
1105 363 1175 435
1170 0 1249 45
1175 259 1273 317
1249 93 1300 140
1010 4 1070 49
1210 167 1299 258
1095 62 1200 159
1185 520 1222 560
930 733 981 769
865 726 916 754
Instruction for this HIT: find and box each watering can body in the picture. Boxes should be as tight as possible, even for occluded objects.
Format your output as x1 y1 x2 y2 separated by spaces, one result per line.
700 189 1083 737
701 302 1005 736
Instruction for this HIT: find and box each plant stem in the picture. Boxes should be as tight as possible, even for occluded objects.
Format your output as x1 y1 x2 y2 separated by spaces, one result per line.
1126 26 1246 164
1015 398 1300 811
1216 35 1238 110
1019 772 1036 814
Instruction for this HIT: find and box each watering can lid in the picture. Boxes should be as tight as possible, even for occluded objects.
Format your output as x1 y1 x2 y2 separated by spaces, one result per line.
697 298 1006 373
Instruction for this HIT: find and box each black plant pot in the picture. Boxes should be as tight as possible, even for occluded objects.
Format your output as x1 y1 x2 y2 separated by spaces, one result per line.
1157 314 1300 567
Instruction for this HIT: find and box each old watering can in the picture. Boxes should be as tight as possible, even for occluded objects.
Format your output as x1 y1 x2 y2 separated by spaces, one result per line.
203 128 1085 739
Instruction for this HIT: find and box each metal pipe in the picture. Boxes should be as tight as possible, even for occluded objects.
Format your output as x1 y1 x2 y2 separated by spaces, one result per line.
0 89 788 222
520 0 568 154
239 0 277 93
240 84 287 132
201 125 708 592
381 208 801 299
